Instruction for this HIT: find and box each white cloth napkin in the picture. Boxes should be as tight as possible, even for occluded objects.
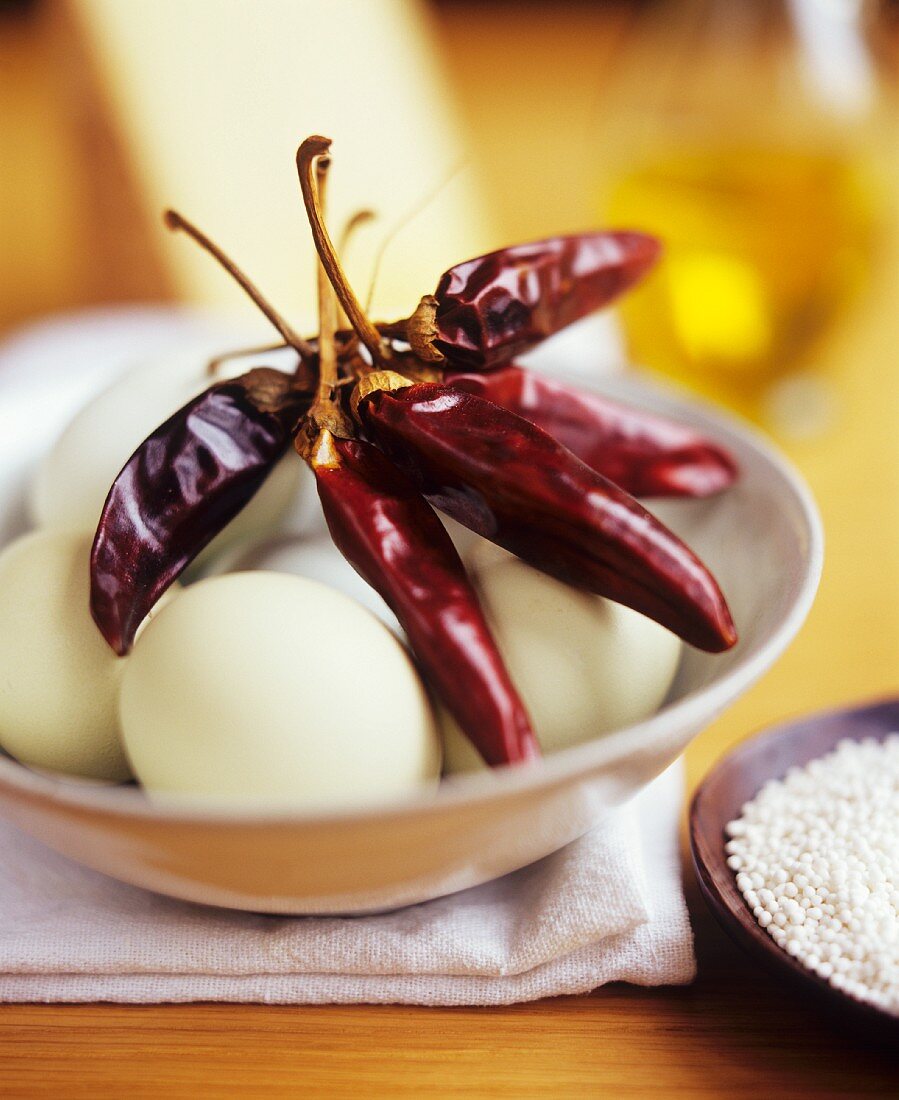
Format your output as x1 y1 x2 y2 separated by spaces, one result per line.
0 308 693 1005
0 763 693 1006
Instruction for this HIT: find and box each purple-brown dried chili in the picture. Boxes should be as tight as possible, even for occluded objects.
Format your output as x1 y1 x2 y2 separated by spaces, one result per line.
352 374 737 654
446 365 738 498
308 429 540 767
91 368 308 655
404 232 660 370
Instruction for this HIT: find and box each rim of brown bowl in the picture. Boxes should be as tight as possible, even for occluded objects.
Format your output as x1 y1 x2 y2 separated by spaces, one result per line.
690 697 899 1045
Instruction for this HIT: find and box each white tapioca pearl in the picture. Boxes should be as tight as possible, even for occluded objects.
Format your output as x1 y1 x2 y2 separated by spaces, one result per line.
724 734 899 1014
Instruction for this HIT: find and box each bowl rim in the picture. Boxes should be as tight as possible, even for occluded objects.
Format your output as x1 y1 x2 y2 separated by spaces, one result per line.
0 369 824 826
689 697 899 1040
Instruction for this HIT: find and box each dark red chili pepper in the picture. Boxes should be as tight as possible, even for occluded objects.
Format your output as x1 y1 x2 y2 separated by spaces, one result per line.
445 365 738 498
406 232 659 370
91 368 308 655
353 374 737 653
309 430 539 767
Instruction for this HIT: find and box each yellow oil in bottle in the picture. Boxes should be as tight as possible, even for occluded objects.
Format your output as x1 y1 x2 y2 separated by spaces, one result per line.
605 146 877 418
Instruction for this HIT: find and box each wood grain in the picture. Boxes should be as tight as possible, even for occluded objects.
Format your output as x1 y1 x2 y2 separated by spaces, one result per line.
0 871 897 1099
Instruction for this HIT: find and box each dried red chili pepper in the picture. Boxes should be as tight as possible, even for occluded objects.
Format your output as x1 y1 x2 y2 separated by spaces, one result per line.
403 232 660 370
293 144 539 767
352 374 737 654
91 368 308 655
294 137 735 654
445 365 738 498
308 430 540 766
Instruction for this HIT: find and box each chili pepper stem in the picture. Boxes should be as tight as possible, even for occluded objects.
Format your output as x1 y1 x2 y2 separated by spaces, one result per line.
314 156 339 398
295 137 391 369
363 157 465 318
206 341 289 377
406 295 444 363
297 152 352 457
350 370 414 421
164 210 316 364
307 425 342 471
338 208 376 259
336 208 376 333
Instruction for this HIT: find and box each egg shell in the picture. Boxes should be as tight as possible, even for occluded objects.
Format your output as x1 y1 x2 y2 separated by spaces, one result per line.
30 345 303 564
211 515 484 641
441 547 682 773
120 572 441 808
0 530 134 781
213 531 404 638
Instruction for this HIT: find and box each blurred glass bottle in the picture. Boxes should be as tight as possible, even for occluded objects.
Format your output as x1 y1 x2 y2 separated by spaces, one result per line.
596 0 887 431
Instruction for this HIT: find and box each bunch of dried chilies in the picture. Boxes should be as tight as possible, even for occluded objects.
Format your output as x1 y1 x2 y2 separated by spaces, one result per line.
90 136 738 769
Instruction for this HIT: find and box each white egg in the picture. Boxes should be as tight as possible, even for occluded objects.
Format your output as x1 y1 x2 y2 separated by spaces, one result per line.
441 547 682 774
0 531 134 781
29 344 304 564
215 532 404 637
120 572 441 807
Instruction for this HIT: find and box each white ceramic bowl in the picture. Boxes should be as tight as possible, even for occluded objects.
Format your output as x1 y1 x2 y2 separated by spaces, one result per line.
0 310 823 914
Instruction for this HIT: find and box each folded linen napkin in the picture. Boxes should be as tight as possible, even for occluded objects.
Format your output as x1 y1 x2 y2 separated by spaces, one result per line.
0 762 693 1006
0 308 692 1005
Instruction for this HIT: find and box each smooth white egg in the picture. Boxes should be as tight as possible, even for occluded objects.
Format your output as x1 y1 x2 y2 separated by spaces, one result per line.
210 516 485 641
120 572 441 807
29 344 303 563
441 546 682 773
214 532 404 637
0 531 134 781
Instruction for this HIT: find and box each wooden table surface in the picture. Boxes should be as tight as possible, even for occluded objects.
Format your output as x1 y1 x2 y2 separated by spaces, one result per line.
1 3 897 1095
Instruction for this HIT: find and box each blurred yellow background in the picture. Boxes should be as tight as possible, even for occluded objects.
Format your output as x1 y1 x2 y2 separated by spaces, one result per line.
0 0 898 1089
430 0 899 785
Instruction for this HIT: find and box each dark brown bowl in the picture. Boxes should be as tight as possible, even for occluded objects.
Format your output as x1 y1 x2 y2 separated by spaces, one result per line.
690 697 899 1044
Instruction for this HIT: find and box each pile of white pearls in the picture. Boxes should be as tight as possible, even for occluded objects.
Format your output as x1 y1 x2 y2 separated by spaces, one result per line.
726 736 899 1015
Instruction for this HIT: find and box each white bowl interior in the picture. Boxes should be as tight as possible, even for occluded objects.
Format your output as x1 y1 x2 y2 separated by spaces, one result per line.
0 309 822 912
